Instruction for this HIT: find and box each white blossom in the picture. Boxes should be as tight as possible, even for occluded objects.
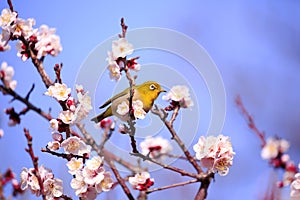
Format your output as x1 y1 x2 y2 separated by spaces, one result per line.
49 119 59 131
61 136 90 156
112 38 133 58
44 83 71 101
70 171 88 196
47 141 60 151
129 172 154 191
66 158 83 175
35 25 62 58
13 18 36 39
261 138 290 160
116 101 129 115
291 170 300 200
193 135 235 176
0 8 17 29
0 129 3 138
95 172 114 193
82 165 105 185
0 61 17 90
43 178 63 200
0 32 10 51
140 136 172 159
59 110 75 124
163 85 194 108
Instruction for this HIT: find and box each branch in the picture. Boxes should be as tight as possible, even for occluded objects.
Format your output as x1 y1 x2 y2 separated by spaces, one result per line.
23 128 46 200
194 173 214 200
147 179 199 194
119 18 128 38
235 95 266 147
152 105 203 174
131 153 204 179
105 158 134 200
0 85 52 121
7 0 14 12
41 146 87 161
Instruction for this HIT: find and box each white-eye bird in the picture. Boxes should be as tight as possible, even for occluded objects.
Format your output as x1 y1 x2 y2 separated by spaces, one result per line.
91 81 165 123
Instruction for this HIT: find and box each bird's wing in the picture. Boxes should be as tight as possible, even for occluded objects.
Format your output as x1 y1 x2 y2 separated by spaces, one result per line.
99 87 131 109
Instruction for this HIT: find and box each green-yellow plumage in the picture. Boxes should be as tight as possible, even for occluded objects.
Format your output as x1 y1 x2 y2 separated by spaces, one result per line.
91 81 165 123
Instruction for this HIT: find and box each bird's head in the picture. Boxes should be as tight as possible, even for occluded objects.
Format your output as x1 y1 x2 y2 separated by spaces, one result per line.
137 81 166 105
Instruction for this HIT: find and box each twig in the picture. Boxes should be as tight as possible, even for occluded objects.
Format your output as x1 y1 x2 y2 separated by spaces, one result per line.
235 95 266 147
60 194 72 200
98 125 114 151
41 146 87 161
0 85 52 121
105 158 134 200
23 128 46 200
131 153 203 179
152 105 202 174
54 63 63 84
147 179 199 194
119 18 128 38
194 175 212 200
7 0 14 12
25 84 35 100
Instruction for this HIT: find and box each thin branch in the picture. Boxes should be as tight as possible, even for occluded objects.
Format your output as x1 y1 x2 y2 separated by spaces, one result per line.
147 179 199 194
23 128 46 200
152 105 203 174
54 63 63 84
98 125 114 152
119 18 128 38
41 146 87 161
25 84 35 100
105 158 134 200
194 173 214 200
0 85 52 121
7 0 14 12
235 95 266 147
131 153 204 179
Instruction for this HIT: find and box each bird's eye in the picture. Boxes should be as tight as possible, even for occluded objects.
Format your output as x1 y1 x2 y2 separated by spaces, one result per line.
149 84 156 90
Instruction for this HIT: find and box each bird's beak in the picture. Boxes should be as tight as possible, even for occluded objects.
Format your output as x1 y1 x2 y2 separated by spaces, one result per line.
160 89 167 93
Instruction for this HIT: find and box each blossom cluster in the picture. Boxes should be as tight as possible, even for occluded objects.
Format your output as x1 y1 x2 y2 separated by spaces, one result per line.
0 8 62 60
116 100 146 120
163 85 194 109
107 38 140 81
261 137 298 187
20 165 63 200
193 134 235 176
129 172 154 191
291 164 300 200
46 84 92 128
0 61 17 90
47 135 114 198
69 156 114 198
140 136 172 159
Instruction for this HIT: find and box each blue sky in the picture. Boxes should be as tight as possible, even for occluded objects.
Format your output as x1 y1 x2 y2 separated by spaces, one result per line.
1 1 300 199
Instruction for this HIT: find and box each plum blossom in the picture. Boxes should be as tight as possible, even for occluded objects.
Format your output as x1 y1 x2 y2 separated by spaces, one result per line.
35 25 62 58
140 136 172 159
43 178 63 200
0 61 17 90
116 101 129 115
49 119 59 131
47 141 60 151
44 83 71 101
70 171 88 196
129 172 154 191
20 165 60 197
132 100 146 119
13 18 36 39
95 172 114 193
0 32 10 51
0 8 17 29
61 136 90 156
261 137 290 160
127 57 141 71
74 85 92 122
116 100 146 120
59 110 75 124
291 164 300 200
112 38 133 58
163 85 194 108
107 51 121 81
193 135 235 176
66 158 83 175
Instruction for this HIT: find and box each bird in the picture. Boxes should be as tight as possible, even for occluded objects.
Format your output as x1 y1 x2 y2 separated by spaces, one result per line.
91 81 166 123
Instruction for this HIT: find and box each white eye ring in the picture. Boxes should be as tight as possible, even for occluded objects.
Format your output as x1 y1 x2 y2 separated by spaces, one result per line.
149 84 156 90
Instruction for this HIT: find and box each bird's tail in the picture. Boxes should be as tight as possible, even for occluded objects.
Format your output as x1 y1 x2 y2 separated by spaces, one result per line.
91 107 112 123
